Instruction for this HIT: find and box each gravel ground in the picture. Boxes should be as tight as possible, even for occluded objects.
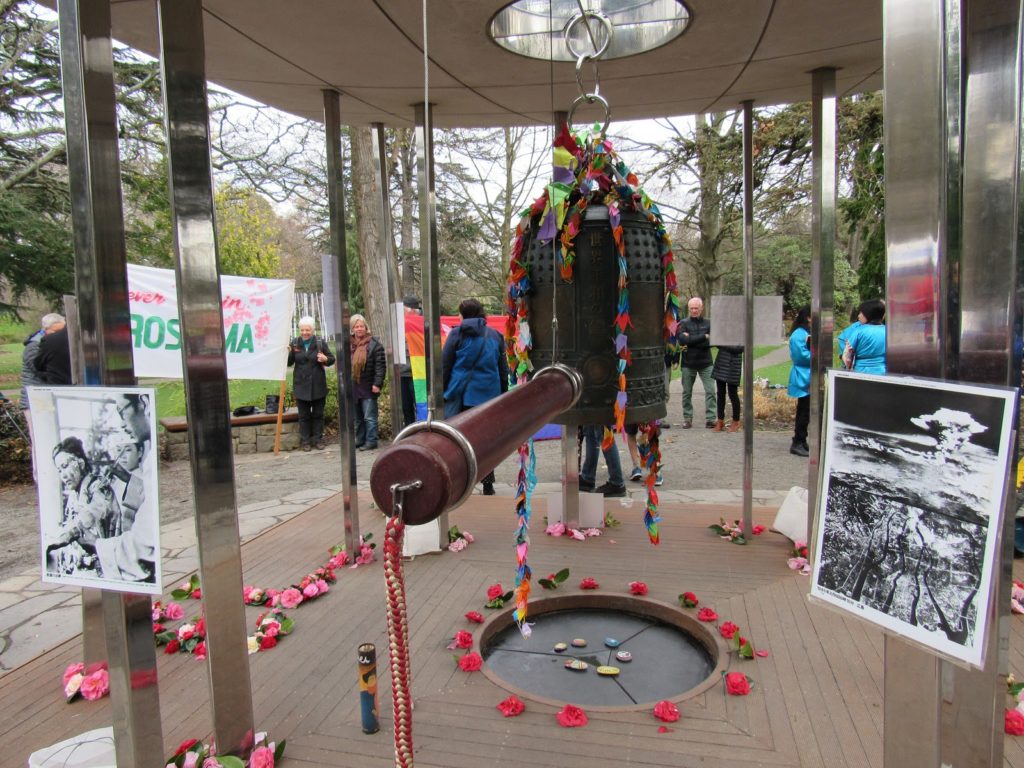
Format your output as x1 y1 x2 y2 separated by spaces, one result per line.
0 377 808 582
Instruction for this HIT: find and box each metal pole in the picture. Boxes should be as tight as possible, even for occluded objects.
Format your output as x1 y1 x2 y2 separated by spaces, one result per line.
372 123 405 439
808 68 836 544
415 101 448 546
323 90 360 553
942 0 1022 764
553 109 580 530
56 1 162 764
880 0 960 762
740 100 755 539
156 0 255 754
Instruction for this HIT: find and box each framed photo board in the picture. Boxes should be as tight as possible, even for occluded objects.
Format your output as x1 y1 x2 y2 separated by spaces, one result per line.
810 370 1017 668
28 386 161 595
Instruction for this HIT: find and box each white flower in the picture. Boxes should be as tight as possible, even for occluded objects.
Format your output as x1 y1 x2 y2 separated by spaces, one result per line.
247 636 259 655
64 673 84 698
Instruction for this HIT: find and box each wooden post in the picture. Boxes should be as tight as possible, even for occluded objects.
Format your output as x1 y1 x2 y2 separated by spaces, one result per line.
273 378 286 454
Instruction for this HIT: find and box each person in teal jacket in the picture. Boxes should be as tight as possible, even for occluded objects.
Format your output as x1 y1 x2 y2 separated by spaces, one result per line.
788 305 812 457
842 299 887 374
836 308 861 369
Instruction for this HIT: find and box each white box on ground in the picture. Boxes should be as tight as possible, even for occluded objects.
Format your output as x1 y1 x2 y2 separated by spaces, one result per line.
546 492 605 529
403 518 442 557
29 727 115 768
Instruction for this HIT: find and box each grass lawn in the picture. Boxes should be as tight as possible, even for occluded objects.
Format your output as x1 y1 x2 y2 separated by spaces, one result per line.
147 377 290 420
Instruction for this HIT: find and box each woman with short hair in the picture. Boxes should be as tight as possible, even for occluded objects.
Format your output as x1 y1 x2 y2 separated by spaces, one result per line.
287 316 335 450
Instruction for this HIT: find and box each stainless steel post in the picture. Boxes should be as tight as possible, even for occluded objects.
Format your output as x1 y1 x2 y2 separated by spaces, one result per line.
881 0 959 762
942 1 1022 764
880 0 958 761
323 90 360 553
553 109 580 529
415 101 448 544
156 0 255 753
372 123 405 439
56 1 162 763
740 100 755 539
808 68 837 542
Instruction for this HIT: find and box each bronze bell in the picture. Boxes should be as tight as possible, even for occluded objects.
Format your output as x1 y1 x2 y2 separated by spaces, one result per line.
521 203 668 426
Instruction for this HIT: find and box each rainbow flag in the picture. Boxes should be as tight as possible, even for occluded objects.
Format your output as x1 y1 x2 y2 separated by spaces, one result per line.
404 314 508 420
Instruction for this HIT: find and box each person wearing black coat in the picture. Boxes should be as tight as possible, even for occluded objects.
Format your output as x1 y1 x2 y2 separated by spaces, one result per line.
678 297 718 428
349 313 386 451
711 345 743 432
33 322 72 386
287 316 335 450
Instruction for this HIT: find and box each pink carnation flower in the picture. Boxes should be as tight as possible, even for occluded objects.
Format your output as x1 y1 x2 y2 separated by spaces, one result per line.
63 662 85 686
302 583 319 599
164 602 184 620
249 746 275 768
316 579 329 595
80 668 110 701
279 588 303 609
545 523 565 537
462 532 474 543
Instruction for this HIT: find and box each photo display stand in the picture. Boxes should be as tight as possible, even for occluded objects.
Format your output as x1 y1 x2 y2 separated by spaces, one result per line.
808 370 1017 669
28 386 161 596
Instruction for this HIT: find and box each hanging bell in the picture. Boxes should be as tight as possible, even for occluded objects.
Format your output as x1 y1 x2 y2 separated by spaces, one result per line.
506 125 680 427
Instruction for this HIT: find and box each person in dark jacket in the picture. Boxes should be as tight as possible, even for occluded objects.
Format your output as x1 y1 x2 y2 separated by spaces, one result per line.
287 316 335 451
442 298 509 495
711 345 743 432
349 313 386 451
678 297 717 428
33 318 71 386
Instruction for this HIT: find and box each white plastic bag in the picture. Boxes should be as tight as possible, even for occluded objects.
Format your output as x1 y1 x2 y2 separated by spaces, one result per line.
29 727 115 768
771 486 808 543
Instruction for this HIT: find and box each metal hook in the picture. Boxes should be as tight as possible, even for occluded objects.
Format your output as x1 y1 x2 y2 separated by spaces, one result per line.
390 479 423 520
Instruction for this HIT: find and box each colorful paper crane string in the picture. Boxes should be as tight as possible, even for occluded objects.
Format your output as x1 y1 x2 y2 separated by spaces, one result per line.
637 423 663 544
512 439 537 637
504 121 681 624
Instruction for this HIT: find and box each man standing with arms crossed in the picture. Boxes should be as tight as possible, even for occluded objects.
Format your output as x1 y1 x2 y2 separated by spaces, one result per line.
678 297 717 429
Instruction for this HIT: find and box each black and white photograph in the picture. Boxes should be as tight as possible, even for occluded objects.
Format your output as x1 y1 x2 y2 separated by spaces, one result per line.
810 370 1016 667
27 386 161 595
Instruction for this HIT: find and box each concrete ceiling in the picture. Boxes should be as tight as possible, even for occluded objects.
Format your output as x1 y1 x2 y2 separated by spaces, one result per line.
102 0 882 126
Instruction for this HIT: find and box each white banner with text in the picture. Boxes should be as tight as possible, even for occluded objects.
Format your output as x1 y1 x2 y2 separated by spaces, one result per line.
127 264 294 380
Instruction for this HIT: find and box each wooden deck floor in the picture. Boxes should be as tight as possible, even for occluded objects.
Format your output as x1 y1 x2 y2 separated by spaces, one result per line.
4 492 1022 767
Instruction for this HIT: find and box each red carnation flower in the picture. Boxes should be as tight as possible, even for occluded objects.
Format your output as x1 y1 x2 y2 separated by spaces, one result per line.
458 652 483 672
497 695 525 717
454 630 473 649
164 639 180 654
579 577 599 590
680 592 699 608
486 584 504 601
175 739 199 756
725 672 751 696
653 700 680 722
556 704 589 728
697 607 718 622
1007 709 1024 736
719 621 740 639
260 635 278 650
464 611 485 624
629 581 648 596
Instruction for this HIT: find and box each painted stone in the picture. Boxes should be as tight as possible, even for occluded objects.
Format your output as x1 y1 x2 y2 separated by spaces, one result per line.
604 637 620 648
615 650 633 663
553 642 568 653
571 638 587 648
565 659 589 671
596 666 620 676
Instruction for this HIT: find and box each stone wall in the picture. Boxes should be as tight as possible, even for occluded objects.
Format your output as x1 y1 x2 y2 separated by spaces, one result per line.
160 420 300 461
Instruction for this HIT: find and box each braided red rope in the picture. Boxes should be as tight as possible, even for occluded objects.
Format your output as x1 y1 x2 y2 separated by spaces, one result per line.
384 515 414 768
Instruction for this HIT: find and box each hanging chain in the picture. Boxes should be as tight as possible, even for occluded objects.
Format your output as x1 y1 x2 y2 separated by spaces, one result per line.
564 5 612 137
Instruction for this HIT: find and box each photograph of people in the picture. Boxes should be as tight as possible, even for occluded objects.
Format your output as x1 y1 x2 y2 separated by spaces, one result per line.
28 387 161 594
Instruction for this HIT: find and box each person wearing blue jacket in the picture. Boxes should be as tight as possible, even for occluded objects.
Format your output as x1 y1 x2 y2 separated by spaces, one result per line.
842 299 887 374
836 307 861 369
788 305 812 457
442 298 509 495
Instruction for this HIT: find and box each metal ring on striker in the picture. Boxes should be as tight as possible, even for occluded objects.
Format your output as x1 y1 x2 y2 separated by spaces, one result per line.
534 363 585 408
563 10 612 60
393 420 479 510
567 93 611 138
